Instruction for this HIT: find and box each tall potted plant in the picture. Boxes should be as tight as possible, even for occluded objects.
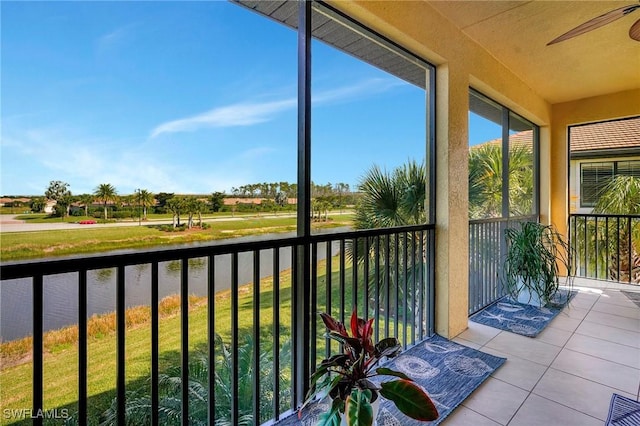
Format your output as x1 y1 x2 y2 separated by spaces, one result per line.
503 221 573 306
301 311 438 426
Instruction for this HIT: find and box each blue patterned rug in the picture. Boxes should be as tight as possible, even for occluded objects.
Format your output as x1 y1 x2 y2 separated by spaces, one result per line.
469 289 576 337
276 335 505 425
606 393 640 426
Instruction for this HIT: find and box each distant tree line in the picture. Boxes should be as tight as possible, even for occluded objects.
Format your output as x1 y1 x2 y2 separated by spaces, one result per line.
33 179 359 225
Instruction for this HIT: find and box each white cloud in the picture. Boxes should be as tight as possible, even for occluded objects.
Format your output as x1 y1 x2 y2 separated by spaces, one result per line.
149 77 405 139
312 78 405 104
150 98 296 138
1 125 281 195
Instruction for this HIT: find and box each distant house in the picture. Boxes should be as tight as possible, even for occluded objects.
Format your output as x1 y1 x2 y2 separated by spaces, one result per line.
44 200 57 214
569 117 640 213
223 197 298 206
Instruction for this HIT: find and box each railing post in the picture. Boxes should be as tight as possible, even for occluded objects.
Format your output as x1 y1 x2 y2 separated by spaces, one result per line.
294 0 312 409
628 217 633 283
116 266 126 425
78 270 88 424
32 274 43 426
180 259 189 426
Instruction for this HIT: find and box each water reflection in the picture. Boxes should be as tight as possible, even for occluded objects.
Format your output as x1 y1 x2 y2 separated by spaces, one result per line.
0 243 337 341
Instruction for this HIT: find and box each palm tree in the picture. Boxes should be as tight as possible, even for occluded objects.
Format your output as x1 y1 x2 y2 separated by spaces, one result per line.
354 161 426 230
166 196 185 228
469 144 502 219
351 160 427 318
468 143 534 219
594 175 640 282
182 196 207 229
94 183 118 220
78 194 95 217
99 334 291 425
507 144 534 217
138 189 154 221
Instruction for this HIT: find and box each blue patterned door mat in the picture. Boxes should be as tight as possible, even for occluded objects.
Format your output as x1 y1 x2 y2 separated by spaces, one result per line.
469 289 576 337
275 334 505 425
606 393 640 426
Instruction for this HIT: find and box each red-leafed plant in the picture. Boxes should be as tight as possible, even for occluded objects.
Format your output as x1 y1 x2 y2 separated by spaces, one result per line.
301 311 438 425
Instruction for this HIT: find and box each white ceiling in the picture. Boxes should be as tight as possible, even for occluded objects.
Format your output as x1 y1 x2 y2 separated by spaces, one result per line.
427 0 640 104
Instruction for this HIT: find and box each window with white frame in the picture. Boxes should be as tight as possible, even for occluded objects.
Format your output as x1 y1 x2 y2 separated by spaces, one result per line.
580 160 640 207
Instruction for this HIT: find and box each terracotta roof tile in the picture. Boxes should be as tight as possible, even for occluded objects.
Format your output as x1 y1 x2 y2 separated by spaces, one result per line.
570 117 640 152
470 130 533 150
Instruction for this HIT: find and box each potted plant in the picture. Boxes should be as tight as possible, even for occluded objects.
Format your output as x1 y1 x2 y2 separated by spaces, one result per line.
503 221 573 307
301 311 438 425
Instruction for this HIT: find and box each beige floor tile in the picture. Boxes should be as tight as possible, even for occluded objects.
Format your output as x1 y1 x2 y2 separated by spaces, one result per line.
583 310 640 332
457 322 501 346
533 368 636 421
452 337 482 350
485 332 561 366
480 347 547 391
599 290 640 305
593 300 640 319
565 333 640 369
461 377 528 425
575 320 640 349
555 305 589 320
595 295 638 310
536 325 572 347
440 406 500 426
567 291 599 310
509 394 602 426
551 348 640 394
546 313 582 333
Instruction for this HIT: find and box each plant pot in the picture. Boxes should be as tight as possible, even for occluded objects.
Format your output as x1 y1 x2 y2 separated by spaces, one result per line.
340 395 380 426
516 286 542 307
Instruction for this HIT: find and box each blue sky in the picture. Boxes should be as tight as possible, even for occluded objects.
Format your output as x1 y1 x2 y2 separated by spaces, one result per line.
2 1 451 196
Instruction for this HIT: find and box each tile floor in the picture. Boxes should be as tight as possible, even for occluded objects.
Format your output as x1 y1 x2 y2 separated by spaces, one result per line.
443 278 640 426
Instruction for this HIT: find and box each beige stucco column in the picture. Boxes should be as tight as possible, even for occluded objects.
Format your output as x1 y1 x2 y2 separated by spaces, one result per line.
434 62 470 339
550 89 640 230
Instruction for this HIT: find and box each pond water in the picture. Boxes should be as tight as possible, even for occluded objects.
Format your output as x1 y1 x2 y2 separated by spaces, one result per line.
1 242 338 341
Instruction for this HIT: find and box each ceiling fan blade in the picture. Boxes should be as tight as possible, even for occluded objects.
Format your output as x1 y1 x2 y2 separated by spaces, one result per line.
630 17 640 40
547 4 640 45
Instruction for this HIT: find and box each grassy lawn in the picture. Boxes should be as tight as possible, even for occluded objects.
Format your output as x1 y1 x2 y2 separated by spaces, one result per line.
0 212 372 424
0 215 353 261
11 211 296 223
0 255 389 425
0 266 292 424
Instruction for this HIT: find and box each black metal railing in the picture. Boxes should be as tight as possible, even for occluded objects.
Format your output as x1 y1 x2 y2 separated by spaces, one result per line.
468 215 537 314
569 213 640 284
0 224 435 425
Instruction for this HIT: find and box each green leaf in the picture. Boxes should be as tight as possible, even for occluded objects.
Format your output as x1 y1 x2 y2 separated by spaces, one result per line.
375 367 411 380
302 374 343 414
380 379 438 421
317 398 343 426
375 337 401 358
345 389 374 426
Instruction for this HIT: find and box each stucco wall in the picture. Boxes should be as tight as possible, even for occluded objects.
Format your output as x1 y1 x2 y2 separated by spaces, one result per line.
551 89 640 237
327 0 555 338
324 1 639 339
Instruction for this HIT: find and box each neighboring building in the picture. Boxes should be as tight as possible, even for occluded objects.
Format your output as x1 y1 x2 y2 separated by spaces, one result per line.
0 197 31 207
569 117 640 213
44 200 57 214
223 197 298 206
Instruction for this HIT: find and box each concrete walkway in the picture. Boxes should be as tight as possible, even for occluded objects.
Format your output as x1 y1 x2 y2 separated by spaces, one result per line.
0 214 255 233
